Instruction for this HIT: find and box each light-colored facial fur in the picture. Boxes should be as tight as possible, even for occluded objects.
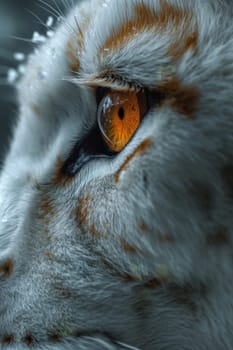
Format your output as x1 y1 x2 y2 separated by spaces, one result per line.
0 0 233 349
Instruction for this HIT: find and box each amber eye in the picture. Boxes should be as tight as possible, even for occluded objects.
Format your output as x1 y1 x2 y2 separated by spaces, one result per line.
97 90 147 152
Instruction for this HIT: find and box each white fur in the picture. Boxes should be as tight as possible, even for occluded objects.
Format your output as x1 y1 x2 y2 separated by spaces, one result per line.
0 0 233 349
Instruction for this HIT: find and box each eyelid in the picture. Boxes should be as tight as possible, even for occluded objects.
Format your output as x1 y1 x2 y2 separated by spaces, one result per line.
74 71 143 94
96 83 144 104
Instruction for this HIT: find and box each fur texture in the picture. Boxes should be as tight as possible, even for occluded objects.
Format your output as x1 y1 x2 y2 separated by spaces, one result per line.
0 0 233 349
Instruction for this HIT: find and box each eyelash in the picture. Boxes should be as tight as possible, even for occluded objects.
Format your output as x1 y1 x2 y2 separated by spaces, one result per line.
96 75 143 97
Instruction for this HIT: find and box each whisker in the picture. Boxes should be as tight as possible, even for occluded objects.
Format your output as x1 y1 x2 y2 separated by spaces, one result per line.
60 0 67 10
61 0 73 11
51 0 76 33
52 0 64 18
37 3 60 25
8 35 34 44
37 4 56 19
53 0 76 34
38 1 74 34
27 9 48 30
38 0 61 20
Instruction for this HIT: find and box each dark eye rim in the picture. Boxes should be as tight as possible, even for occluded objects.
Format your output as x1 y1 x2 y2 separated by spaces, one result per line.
61 125 117 177
96 86 107 105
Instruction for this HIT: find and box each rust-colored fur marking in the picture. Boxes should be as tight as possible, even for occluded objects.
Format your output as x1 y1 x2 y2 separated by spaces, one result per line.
0 259 14 277
139 221 149 232
67 39 81 73
102 258 139 282
104 260 167 287
40 198 54 216
190 182 213 214
52 157 73 187
158 233 175 243
89 224 104 239
53 283 73 299
207 228 229 245
121 273 139 283
44 250 57 261
144 278 162 289
168 283 200 312
120 238 138 253
76 195 90 226
102 1 197 60
115 139 152 183
66 15 90 73
158 77 199 118
48 333 62 343
168 23 198 60
39 196 55 226
2 335 14 345
22 334 35 346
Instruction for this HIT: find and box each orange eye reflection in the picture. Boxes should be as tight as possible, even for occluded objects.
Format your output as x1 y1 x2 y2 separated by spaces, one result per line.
97 90 147 152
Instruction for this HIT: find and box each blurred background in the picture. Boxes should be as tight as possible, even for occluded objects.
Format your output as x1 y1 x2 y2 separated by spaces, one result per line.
0 0 72 163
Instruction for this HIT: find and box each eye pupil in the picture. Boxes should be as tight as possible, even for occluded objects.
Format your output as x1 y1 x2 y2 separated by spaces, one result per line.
97 89 147 152
118 107 125 120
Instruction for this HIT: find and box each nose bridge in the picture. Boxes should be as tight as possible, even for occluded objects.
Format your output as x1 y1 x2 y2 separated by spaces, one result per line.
0 177 41 280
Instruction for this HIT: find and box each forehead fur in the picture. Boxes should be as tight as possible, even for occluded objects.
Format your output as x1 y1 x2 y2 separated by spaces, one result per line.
73 0 226 90
101 1 193 53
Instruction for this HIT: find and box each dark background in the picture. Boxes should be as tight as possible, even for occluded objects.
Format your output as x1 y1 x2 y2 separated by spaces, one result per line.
0 0 71 162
